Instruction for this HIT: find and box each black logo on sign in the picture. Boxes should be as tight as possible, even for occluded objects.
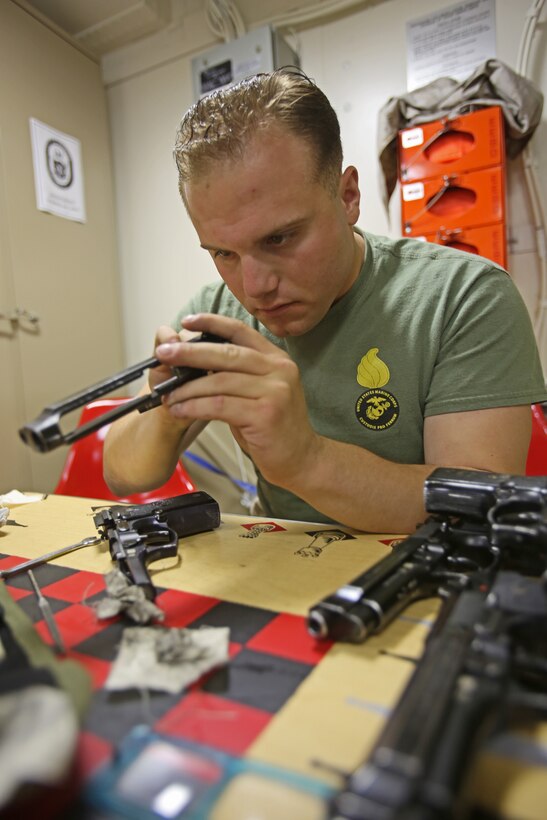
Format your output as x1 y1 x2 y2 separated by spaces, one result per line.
46 140 73 188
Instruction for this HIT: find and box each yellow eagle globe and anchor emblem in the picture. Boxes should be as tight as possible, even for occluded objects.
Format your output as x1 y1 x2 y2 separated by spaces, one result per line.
355 348 399 430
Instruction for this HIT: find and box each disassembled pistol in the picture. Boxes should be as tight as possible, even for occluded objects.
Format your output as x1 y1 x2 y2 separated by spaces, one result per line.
18 331 227 453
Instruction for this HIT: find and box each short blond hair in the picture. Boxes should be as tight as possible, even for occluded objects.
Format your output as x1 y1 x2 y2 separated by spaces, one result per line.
174 68 343 198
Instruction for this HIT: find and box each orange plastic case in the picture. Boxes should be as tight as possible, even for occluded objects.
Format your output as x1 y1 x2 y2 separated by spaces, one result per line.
398 107 505 183
401 166 506 237
415 223 507 269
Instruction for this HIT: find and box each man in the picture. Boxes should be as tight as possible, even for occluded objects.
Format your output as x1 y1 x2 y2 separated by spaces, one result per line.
104 69 547 533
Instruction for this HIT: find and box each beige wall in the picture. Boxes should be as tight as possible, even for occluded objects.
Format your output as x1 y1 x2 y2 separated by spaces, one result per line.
0 1 124 493
102 0 547 370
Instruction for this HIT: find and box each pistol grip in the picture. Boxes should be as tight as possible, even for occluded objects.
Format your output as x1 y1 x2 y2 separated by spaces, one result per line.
121 550 156 601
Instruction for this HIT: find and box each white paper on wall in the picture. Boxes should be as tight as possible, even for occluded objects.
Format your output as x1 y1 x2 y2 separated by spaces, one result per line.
29 118 86 223
406 0 496 92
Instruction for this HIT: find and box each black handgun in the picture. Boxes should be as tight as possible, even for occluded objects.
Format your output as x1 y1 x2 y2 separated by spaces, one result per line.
426 467 547 551
18 331 227 453
93 491 221 600
329 570 547 819
307 467 547 643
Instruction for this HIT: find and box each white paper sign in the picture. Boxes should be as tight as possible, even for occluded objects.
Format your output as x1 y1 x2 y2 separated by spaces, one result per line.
29 118 86 222
401 127 424 149
402 182 425 202
406 0 496 92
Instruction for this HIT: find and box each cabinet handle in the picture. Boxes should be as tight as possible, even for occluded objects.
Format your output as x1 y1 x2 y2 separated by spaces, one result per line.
14 307 40 325
0 307 40 325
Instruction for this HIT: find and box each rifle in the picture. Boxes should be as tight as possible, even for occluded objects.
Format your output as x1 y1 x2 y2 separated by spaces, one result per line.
18 331 227 453
2 492 221 601
329 570 547 819
307 468 547 643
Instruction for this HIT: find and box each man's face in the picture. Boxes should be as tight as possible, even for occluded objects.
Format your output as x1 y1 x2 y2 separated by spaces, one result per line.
184 128 362 337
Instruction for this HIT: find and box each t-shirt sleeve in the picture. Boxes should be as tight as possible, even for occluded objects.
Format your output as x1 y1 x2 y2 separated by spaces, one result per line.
425 269 547 415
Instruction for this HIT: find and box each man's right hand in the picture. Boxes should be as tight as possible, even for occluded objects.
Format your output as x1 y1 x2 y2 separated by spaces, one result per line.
149 325 194 390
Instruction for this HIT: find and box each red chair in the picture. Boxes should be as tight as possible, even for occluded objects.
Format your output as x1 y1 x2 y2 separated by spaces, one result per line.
54 399 196 502
525 403 547 476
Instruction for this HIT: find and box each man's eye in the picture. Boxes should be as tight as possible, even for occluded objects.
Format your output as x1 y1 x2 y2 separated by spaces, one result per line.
214 249 232 259
267 234 287 246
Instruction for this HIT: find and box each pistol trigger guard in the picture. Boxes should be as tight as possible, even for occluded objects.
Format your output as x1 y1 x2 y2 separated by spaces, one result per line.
132 516 177 547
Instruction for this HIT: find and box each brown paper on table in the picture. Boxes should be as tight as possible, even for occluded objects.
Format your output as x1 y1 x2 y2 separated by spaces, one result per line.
246 614 432 786
468 724 547 820
1 494 402 615
4 494 547 819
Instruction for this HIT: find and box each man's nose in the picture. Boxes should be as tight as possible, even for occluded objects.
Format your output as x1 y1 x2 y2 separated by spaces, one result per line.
240 256 278 298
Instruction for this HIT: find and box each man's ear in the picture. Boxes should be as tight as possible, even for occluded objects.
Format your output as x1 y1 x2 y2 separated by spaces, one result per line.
339 166 361 224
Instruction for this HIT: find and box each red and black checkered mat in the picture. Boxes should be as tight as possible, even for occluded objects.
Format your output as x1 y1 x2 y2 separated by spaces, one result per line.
0 551 332 779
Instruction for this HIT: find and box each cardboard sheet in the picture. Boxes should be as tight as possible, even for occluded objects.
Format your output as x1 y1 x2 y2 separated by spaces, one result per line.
0 494 402 615
1 493 546 818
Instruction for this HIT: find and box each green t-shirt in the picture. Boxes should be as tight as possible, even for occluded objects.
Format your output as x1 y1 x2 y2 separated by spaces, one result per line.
173 231 547 523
